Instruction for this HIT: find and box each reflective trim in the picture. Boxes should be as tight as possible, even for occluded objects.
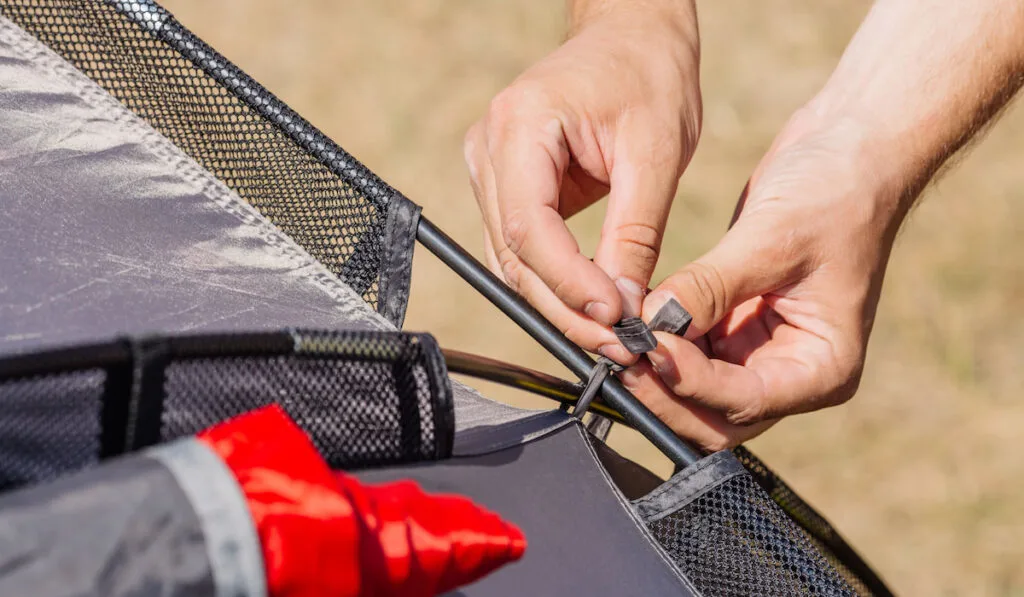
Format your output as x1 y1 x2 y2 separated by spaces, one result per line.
148 439 267 597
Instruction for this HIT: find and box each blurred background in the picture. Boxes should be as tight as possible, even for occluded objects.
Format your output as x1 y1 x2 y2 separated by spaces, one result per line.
163 1 1023 594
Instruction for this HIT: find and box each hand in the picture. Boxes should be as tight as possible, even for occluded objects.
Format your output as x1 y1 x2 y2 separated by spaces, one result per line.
622 109 909 451
464 2 701 364
621 0 1024 451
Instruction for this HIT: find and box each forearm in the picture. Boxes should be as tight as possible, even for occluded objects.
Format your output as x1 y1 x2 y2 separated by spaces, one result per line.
567 0 697 42
810 0 1024 209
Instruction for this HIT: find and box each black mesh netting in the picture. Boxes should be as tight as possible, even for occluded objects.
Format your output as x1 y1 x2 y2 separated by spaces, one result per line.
647 471 856 597
0 330 453 491
732 446 889 596
161 332 448 468
0 370 104 489
0 0 408 310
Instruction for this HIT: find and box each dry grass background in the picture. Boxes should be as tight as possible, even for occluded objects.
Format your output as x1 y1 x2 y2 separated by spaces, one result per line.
164 1 1023 594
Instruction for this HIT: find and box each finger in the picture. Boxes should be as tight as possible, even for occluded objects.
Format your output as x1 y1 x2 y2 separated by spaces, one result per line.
645 331 841 425
594 120 683 317
619 360 775 452
481 228 502 279
642 218 809 339
558 161 608 220
494 242 637 365
474 125 635 363
486 98 621 325
466 121 506 276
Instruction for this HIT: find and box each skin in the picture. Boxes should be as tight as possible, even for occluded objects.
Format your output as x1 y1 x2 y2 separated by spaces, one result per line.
465 0 1024 451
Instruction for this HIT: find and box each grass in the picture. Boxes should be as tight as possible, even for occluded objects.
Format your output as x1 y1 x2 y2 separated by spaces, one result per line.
167 1 1024 593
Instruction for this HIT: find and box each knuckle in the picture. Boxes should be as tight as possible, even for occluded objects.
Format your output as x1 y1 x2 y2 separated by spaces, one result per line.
676 262 729 326
701 434 735 453
725 396 768 427
829 359 864 407
609 221 662 272
495 248 522 292
487 82 554 132
501 210 530 254
549 277 574 302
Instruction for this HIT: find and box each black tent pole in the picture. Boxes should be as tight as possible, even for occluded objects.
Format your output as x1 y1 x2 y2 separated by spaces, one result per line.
417 216 702 468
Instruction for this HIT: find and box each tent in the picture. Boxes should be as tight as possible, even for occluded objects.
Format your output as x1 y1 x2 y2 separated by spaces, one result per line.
0 1 895 595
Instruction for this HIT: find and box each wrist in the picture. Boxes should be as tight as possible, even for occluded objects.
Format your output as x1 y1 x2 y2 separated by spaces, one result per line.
808 91 925 209
569 0 698 50
774 99 919 240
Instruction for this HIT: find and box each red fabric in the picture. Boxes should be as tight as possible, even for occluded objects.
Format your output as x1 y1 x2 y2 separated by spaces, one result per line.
196 405 525 597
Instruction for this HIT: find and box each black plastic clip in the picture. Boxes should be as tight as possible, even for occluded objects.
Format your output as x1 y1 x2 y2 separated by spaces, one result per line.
573 299 693 419
573 356 624 419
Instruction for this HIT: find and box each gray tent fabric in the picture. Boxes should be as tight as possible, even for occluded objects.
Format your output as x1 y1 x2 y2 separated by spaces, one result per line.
357 423 699 597
0 438 264 597
0 13 527 436
149 437 266 597
0 14 387 356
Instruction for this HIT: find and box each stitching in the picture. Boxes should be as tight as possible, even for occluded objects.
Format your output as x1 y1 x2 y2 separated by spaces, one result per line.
641 450 734 503
453 411 573 456
0 17 392 332
639 468 745 525
573 424 703 596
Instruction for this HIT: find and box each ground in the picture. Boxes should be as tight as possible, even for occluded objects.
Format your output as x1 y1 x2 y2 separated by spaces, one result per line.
164 1 1024 594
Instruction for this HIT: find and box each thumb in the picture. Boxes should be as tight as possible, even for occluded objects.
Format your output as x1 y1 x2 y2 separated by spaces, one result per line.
593 132 684 318
642 219 805 338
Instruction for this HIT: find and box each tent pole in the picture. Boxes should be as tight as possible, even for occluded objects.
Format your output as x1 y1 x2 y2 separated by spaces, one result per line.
417 216 702 468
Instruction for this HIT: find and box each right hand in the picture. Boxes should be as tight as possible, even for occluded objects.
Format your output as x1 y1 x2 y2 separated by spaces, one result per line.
464 3 702 364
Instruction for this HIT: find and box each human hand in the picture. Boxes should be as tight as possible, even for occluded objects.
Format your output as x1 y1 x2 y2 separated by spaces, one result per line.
464 1 701 364
621 109 911 451
620 0 1024 451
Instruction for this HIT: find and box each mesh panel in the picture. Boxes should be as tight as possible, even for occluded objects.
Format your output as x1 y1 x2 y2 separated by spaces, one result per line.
648 472 855 597
0 330 452 491
162 333 442 469
0 370 104 489
732 446 887 596
0 0 404 308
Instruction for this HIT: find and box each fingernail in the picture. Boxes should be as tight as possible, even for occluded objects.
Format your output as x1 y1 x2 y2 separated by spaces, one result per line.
643 291 672 320
615 277 645 318
647 348 668 375
585 301 616 326
598 343 634 366
618 366 641 387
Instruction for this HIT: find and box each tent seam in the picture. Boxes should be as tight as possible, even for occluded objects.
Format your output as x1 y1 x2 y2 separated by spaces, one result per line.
0 16 392 333
573 424 704 597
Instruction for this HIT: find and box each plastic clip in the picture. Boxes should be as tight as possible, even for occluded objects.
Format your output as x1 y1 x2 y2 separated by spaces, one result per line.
573 357 624 419
574 299 692 419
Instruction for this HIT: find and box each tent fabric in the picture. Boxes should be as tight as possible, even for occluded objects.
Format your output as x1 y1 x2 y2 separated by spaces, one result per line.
635 451 855 596
0 0 420 326
0 439 256 597
0 14 387 357
0 12 525 439
0 405 529 597
356 423 700 597
152 435 268 597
